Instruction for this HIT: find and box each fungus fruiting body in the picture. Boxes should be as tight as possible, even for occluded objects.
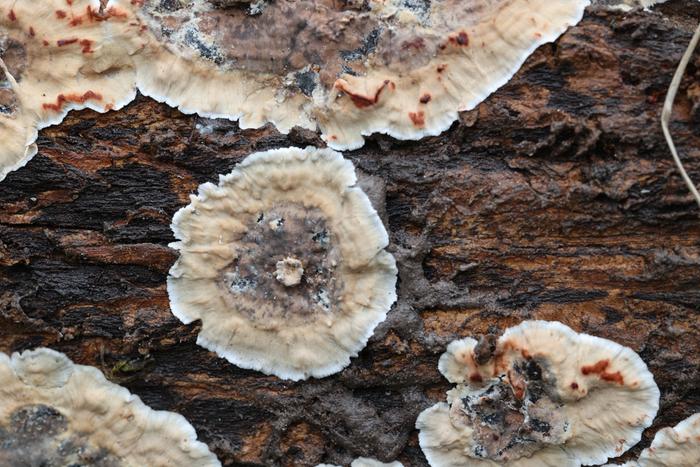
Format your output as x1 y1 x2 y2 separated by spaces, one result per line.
126 0 590 150
0 0 590 181
416 320 660 466
317 458 404 467
0 347 220 466
167 146 398 380
0 0 141 181
608 413 700 467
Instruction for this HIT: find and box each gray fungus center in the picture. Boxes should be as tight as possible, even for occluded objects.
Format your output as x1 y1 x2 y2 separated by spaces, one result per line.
0 404 121 467
450 358 569 462
219 202 343 329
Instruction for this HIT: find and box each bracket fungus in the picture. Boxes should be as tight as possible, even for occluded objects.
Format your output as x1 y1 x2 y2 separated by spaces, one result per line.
608 413 700 467
416 320 660 466
167 146 398 380
0 347 220 466
126 0 589 150
0 0 142 182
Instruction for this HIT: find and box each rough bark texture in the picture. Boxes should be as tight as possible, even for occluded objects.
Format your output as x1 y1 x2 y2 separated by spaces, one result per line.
1 3 699 466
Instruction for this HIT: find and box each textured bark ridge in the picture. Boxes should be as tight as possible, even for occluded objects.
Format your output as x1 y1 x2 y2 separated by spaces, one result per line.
1 3 699 466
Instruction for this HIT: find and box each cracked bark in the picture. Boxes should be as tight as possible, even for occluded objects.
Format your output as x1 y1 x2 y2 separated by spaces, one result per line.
1 3 699 466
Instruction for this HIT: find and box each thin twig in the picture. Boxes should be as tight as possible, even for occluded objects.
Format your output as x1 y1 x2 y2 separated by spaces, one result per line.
661 22 700 210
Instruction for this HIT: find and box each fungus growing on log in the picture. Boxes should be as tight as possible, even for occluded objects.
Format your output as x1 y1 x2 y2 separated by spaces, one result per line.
416 320 660 466
126 0 589 150
0 0 141 182
0 348 220 466
317 458 404 467
167 146 398 381
608 413 700 467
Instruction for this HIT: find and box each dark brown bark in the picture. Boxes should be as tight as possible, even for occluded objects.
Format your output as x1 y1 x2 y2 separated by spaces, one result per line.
1 3 700 466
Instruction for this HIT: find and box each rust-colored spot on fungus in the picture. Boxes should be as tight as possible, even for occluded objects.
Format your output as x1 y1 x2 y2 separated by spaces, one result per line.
42 90 103 112
8 9 16 21
581 359 624 385
570 382 579 390
57 38 79 47
448 31 469 46
131 0 145 5
469 372 483 383
80 39 93 53
601 371 624 385
29 27 35 37
419 93 431 104
56 10 67 19
534 32 542 38
408 111 425 127
43 40 49 46
582 359 610 375
335 79 392 109
401 37 425 50
70 16 84 26
437 64 447 73
106 7 128 19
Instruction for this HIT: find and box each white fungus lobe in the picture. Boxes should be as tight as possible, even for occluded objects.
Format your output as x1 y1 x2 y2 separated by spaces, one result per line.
1 0 590 181
316 457 404 467
167 146 398 381
0 347 220 467
416 320 660 467
606 413 700 467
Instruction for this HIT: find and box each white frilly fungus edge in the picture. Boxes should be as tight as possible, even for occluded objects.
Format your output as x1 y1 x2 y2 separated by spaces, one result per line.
416 320 660 467
167 146 398 381
0 347 220 467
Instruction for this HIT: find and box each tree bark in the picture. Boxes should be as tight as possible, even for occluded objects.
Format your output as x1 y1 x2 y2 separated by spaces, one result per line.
1 2 700 466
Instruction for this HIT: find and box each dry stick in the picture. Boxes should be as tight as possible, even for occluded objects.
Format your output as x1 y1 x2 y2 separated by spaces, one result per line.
661 22 700 210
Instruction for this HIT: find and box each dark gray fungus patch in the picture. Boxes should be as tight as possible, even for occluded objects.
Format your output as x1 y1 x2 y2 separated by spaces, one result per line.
0 404 122 467
451 359 569 462
219 203 343 328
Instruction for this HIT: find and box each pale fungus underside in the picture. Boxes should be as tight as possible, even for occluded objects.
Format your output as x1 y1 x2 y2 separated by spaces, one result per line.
417 321 660 467
0 348 220 467
167 146 398 381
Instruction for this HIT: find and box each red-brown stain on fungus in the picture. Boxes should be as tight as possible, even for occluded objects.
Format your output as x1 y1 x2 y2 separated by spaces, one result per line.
79 39 93 54
570 382 579 390
7 9 16 21
56 10 67 19
42 40 49 46
419 93 431 104
131 0 145 6
335 79 392 109
57 38 79 47
408 111 425 127
70 16 84 26
42 90 103 112
448 31 469 46
581 359 624 385
534 32 542 39
469 372 483 383
437 64 447 73
29 27 35 37
401 37 425 50
582 359 610 375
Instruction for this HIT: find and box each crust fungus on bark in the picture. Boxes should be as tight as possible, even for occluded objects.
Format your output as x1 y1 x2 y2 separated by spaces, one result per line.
167 146 398 381
0 348 220 467
0 0 142 182
417 321 660 466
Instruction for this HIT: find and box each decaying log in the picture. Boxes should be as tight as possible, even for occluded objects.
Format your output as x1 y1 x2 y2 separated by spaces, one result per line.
1 2 699 466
